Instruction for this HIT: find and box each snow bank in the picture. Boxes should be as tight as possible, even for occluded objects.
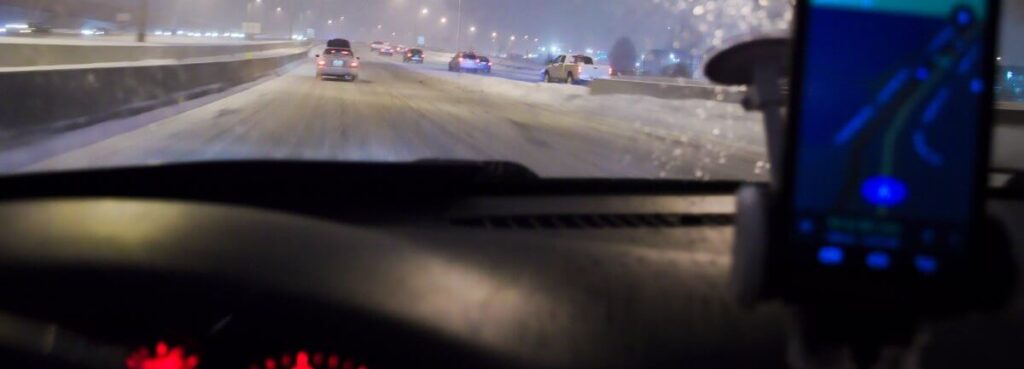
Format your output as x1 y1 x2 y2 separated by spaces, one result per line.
403 63 768 180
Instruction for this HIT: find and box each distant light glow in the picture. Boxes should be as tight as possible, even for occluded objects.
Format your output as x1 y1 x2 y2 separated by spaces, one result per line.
1009 71 1015 80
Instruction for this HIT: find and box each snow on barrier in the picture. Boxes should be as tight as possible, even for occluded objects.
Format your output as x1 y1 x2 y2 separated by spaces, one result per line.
589 77 745 103
0 40 303 68
0 47 310 146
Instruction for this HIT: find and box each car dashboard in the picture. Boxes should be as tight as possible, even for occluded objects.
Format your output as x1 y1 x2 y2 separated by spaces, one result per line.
0 162 1021 369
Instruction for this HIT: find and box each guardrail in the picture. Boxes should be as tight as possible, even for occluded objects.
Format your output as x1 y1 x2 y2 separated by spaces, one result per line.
0 40 304 67
0 47 310 147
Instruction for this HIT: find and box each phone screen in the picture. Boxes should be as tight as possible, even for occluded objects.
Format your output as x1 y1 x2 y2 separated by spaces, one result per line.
786 0 995 283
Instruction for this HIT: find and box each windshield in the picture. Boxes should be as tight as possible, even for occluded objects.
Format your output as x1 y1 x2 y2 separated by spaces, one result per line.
574 56 595 65
0 0 1019 181
323 48 352 56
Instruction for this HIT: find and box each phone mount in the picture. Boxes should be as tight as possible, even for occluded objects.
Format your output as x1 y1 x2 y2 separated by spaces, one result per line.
705 37 790 187
706 38 1016 368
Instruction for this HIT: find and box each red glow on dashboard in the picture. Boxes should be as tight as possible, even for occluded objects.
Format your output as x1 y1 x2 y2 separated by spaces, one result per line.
293 351 313 369
312 352 324 367
265 358 278 369
125 342 199 369
327 355 339 369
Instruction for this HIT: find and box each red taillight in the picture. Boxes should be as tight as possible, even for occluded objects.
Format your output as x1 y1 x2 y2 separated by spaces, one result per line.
350 60 359 68
609 67 614 76
488 62 493 66
317 59 326 66
458 58 463 62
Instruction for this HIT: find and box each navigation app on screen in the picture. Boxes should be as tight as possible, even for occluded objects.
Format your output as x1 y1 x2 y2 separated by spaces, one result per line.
791 0 990 274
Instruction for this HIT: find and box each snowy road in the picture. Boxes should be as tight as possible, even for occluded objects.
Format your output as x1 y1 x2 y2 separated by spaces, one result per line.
13 48 770 180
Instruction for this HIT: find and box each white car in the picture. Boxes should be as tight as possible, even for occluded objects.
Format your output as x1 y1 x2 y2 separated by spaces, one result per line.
543 55 612 84
448 52 483 72
369 41 385 52
315 48 360 81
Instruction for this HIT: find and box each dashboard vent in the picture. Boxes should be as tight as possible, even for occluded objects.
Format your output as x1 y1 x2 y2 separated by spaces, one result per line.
450 213 733 230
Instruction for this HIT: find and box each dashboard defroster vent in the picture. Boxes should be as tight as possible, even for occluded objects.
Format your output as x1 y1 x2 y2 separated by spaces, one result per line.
450 213 733 230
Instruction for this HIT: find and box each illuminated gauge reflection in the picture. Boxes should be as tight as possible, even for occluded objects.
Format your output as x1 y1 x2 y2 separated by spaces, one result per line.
253 351 367 369
125 341 200 369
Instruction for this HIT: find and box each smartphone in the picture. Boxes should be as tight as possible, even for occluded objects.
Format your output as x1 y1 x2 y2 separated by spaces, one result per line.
779 0 1000 304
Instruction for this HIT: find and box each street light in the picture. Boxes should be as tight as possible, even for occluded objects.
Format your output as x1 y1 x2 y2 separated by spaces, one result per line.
492 32 498 38
469 26 476 32
440 17 447 24
422 8 430 15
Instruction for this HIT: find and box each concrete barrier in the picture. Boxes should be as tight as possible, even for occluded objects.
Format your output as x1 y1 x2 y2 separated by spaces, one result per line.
591 78 1024 127
996 102 1024 125
0 47 310 147
0 41 304 67
589 77 745 103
